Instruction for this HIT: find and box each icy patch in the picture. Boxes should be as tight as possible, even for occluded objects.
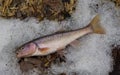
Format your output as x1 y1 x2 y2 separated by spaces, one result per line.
0 0 120 75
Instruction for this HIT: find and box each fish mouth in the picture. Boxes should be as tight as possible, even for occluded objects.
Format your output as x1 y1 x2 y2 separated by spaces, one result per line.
16 54 23 58
16 49 23 58
16 51 26 58
16 52 32 58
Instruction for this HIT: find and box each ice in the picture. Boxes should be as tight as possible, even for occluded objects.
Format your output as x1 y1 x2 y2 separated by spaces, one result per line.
0 0 120 75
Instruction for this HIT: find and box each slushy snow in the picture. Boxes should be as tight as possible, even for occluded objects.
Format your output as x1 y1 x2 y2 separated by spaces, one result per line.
0 0 120 75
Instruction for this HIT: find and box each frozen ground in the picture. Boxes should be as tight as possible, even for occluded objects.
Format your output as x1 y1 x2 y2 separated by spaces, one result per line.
0 0 120 75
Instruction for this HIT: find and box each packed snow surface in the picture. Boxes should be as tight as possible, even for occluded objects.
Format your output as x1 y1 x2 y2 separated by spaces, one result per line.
0 0 120 75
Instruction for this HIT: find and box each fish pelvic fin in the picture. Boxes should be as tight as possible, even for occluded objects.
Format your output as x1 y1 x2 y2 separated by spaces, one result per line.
89 14 105 34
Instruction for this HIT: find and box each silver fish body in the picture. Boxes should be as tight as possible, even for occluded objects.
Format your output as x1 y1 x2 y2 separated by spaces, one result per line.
16 15 105 58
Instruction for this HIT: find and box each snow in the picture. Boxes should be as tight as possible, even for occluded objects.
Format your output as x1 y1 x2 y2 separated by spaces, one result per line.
0 0 120 75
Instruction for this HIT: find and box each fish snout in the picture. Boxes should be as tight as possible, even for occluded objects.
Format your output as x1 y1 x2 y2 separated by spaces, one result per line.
16 52 23 58
16 48 36 58
16 50 26 58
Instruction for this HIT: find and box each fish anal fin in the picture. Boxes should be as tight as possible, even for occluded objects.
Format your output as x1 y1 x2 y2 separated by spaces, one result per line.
70 40 80 48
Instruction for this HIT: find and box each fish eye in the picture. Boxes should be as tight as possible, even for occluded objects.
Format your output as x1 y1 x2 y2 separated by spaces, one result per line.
21 47 24 50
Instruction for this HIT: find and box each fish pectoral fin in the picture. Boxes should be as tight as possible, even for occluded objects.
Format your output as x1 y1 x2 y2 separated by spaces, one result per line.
70 40 80 48
38 47 49 53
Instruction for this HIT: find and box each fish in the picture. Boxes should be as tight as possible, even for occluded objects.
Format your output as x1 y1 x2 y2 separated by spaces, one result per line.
16 15 105 58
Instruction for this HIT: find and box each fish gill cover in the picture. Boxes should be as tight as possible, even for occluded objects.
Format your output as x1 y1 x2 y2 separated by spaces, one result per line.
0 0 120 75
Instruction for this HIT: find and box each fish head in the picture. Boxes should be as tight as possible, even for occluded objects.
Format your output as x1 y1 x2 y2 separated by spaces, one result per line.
16 43 36 58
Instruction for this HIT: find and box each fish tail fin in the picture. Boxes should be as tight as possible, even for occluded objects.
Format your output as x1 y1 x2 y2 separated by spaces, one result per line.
89 14 105 34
